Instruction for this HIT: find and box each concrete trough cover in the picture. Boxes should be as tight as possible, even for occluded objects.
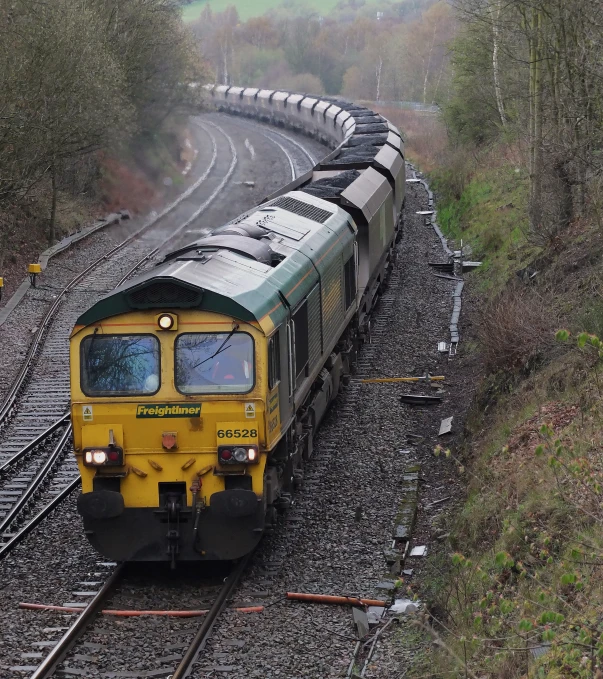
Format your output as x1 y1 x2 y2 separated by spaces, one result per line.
439 417 453 435
367 606 385 625
429 261 454 271
353 607 370 638
400 394 442 405
395 523 410 539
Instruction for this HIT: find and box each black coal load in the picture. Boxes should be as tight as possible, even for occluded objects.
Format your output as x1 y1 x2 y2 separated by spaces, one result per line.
347 110 377 119
343 134 388 148
354 123 389 134
301 170 361 199
352 115 383 124
320 97 362 110
325 145 382 165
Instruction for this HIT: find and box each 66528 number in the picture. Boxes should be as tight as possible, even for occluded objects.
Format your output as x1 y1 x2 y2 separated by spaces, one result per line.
217 429 258 439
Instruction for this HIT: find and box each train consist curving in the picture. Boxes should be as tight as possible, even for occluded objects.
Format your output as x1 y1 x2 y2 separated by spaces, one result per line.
70 87 406 564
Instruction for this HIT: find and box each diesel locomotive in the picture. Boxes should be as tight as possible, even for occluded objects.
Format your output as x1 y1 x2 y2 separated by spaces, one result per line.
70 86 405 564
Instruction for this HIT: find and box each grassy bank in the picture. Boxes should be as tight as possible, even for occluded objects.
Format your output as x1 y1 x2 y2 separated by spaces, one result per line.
412 147 603 678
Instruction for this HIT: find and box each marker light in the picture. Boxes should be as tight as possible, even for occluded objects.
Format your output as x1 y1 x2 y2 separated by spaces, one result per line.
218 445 259 465
234 447 248 462
158 313 175 330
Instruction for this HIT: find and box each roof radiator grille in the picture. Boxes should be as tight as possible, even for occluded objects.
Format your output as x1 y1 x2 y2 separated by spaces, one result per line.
128 281 202 309
272 196 333 224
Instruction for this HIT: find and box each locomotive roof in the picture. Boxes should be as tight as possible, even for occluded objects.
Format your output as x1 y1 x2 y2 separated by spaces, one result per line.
74 192 355 335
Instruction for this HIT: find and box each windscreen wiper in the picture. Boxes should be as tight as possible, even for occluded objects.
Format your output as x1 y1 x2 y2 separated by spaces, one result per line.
191 324 239 370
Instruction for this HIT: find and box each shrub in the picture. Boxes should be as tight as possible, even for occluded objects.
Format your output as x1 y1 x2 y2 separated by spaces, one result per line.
478 286 557 373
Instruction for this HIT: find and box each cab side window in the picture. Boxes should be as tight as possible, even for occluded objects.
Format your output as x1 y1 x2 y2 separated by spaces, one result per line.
268 331 281 389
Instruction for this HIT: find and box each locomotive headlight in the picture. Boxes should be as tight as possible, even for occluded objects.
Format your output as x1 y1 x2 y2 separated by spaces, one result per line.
156 313 177 331
83 446 123 467
233 447 248 462
84 449 107 465
93 450 107 464
247 448 257 462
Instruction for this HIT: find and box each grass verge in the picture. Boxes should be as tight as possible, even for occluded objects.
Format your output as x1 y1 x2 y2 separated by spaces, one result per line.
412 145 603 678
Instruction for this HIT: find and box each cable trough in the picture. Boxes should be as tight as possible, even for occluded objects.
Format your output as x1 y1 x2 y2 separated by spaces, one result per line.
407 163 477 355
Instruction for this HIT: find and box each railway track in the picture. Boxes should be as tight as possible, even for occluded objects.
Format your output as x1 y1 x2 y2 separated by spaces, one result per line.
0 119 238 559
217 113 317 179
23 556 250 678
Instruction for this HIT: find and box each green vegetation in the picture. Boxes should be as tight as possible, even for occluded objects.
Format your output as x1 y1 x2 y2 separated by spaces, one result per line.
407 2 603 674
188 1 450 98
417 133 603 679
433 161 532 294
417 326 603 678
0 0 206 259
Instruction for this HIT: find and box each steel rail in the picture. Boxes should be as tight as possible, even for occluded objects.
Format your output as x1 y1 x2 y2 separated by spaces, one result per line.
116 120 238 285
217 113 317 170
0 121 219 429
119 120 239 285
0 477 80 560
0 413 69 475
29 564 124 679
169 554 251 679
0 120 236 560
0 425 72 537
262 126 317 166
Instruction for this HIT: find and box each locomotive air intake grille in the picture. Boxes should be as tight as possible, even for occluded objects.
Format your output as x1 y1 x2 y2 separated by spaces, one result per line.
127 281 203 309
272 196 333 224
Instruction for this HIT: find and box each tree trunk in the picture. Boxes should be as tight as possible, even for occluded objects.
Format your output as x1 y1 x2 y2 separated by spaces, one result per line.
422 24 437 105
375 56 383 101
49 161 57 245
554 159 573 230
491 0 507 128
529 8 543 232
